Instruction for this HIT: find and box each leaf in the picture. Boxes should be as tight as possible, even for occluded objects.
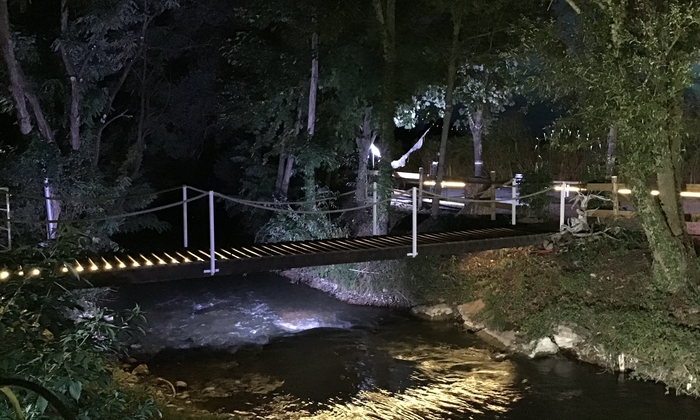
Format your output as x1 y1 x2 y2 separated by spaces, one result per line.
36 396 48 413
68 379 82 401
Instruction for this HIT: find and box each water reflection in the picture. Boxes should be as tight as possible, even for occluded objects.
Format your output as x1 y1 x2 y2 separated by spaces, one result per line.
301 344 520 419
119 274 700 420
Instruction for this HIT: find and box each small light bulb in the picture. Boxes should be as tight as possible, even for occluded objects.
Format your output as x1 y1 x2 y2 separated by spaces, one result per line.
61 267 69 273
90 265 98 271
76 266 84 272
17 271 24 276
31 268 40 276
104 263 113 270
0 271 9 280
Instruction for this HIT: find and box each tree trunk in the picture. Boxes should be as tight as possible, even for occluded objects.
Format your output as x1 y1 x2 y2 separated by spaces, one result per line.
372 0 395 235
355 107 373 204
469 107 484 177
0 0 54 143
280 155 295 199
431 13 461 218
275 153 287 195
60 0 81 151
629 174 695 294
606 124 616 178
302 30 320 204
372 0 396 151
0 0 30 134
307 31 318 137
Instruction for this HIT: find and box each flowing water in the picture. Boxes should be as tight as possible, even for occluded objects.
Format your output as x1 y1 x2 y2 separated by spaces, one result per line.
113 273 700 419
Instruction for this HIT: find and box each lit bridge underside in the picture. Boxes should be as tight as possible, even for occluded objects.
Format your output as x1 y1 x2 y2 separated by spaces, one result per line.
4 226 554 287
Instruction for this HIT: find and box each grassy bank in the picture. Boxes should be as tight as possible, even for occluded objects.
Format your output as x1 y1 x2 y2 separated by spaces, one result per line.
284 225 700 397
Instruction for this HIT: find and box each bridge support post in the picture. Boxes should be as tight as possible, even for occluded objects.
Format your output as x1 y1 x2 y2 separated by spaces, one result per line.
559 182 567 230
408 187 418 258
204 190 218 276
511 180 517 226
182 186 188 248
372 182 378 236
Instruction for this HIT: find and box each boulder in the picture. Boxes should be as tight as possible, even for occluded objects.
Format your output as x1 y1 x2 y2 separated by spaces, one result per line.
131 364 149 376
456 299 486 331
526 337 559 358
476 328 518 351
552 325 584 350
175 381 188 389
410 304 454 321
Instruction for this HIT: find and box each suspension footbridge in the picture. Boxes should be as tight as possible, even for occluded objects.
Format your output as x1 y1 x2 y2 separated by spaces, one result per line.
0 181 558 286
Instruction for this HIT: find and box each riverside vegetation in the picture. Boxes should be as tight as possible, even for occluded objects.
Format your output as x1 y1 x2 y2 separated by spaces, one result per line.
282 220 700 398
0 237 234 420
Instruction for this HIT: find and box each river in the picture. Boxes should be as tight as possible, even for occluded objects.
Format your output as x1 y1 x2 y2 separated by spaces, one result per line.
111 273 700 419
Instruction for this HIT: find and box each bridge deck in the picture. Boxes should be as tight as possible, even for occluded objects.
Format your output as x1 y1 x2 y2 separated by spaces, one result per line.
73 225 553 286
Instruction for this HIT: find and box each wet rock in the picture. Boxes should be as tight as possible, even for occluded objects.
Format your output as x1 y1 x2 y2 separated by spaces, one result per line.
491 352 508 362
456 299 485 331
123 373 140 384
175 381 188 389
410 303 454 321
176 392 189 400
202 386 216 393
131 364 149 376
476 329 518 351
526 337 559 358
553 325 584 350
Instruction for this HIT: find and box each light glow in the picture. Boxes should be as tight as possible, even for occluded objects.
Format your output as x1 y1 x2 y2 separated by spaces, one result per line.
187 251 205 262
101 258 113 270
17 271 24 276
89 258 99 271
164 252 179 264
152 254 167 265
61 266 69 273
115 257 127 269
30 268 40 276
617 189 632 195
128 256 140 268
176 252 191 263
0 271 9 280
422 180 467 188
140 254 154 266
370 144 381 158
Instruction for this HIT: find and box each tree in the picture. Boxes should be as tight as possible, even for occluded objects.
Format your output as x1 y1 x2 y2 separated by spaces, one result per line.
524 0 700 293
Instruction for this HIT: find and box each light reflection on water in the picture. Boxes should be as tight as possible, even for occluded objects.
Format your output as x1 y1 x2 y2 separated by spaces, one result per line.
299 344 519 419
117 274 700 420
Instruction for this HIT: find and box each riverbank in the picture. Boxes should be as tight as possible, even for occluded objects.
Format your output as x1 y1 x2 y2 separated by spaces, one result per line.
281 224 700 398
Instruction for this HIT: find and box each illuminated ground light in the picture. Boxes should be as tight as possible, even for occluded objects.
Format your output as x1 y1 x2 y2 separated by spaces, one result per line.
128 256 140 268
61 266 69 273
30 268 40 276
0 271 9 280
115 257 127 269
74 261 84 272
101 258 113 270
164 252 179 264
140 254 154 266
17 271 24 276
176 252 192 263
89 259 99 271
152 254 167 265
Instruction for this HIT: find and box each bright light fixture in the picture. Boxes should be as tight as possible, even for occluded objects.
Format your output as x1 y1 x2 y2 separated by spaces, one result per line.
31 268 40 276
0 271 9 280
61 267 69 273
